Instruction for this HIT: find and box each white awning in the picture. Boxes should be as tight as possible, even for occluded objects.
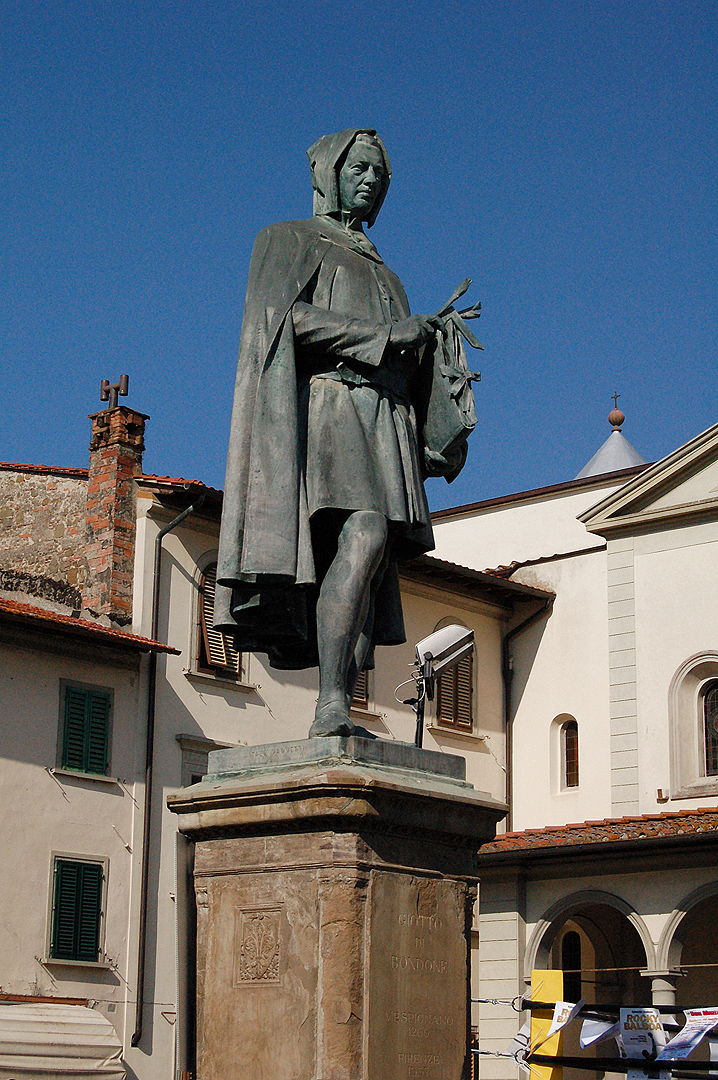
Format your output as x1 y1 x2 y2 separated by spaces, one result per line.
0 1003 125 1079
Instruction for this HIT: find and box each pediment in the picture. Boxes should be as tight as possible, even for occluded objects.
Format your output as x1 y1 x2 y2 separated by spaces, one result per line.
579 420 718 535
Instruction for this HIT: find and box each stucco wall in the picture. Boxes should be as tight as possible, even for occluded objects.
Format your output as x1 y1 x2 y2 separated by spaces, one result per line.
431 478 623 572
509 550 613 830
633 518 718 811
0 639 143 1048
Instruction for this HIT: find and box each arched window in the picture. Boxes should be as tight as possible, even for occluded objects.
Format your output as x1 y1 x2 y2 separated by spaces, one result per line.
198 563 242 679
703 682 718 777
561 930 582 1002
562 720 579 788
436 653 473 731
669 655 718 798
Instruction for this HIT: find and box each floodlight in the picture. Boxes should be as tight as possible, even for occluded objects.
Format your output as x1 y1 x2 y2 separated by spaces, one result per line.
415 624 474 679
406 625 475 748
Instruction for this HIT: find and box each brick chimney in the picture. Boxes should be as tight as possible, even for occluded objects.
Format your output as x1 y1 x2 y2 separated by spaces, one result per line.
82 406 149 626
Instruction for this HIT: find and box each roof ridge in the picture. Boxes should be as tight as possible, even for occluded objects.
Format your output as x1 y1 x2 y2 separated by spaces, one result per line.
0 462 89 477
495 805 718 840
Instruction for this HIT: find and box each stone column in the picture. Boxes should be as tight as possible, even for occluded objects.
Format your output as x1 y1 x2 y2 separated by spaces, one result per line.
645 971 679 1008
168 736 506 1080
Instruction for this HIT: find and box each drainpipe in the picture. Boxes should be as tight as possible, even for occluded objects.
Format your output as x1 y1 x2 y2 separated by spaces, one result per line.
502 596 553 833
131 490 206 1049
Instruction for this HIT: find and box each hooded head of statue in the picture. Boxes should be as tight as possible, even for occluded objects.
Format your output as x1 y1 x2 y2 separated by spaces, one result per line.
306 128 392 228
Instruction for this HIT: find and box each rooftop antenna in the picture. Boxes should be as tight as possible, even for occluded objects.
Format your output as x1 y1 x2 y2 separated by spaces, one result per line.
100 375 129 409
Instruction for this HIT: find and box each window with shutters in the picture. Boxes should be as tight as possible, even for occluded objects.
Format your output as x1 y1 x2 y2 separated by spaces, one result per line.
60 684 112 776
197 562 242 679
49 857 105 963
351 669 369 710
436 653 473 731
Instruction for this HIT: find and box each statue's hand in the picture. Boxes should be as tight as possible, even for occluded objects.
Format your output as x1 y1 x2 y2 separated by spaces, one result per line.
389 315 445 351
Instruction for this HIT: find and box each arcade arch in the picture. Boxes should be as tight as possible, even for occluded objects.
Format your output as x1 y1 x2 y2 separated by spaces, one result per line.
658 883 718 1007
525 891 654 1007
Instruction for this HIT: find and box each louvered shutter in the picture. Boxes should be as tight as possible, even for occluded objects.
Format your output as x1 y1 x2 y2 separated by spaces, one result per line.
454 655 472 730
51 859 103 962
351 669 369 709
51 860 80 959
199 564 242 675
62 687 110 775
436 654 472 730
76 863 103 962
86 693 110 775
62 687 88 770
437 666 456 723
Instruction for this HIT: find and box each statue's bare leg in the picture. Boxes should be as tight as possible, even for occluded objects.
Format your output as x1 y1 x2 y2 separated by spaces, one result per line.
310 510 389 737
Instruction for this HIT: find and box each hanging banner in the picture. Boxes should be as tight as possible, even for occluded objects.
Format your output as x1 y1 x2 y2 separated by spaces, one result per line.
657 1008 718 1060
580 1018 620 1049
620 1007 668 1080
530 970 565 1080
505 1018 532 1074
545 999 586 1041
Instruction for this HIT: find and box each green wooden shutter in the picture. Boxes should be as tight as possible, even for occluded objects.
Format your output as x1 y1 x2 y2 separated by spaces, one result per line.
62 687 88 770
61 687 110 775
76 863 103 962
86 693 110 775
51 859 103 962
51 860 80 959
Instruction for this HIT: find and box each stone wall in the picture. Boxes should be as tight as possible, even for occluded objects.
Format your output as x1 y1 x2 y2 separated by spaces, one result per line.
0 466 89 613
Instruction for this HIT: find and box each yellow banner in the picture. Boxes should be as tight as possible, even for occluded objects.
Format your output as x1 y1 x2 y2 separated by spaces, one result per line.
529 969 564 1080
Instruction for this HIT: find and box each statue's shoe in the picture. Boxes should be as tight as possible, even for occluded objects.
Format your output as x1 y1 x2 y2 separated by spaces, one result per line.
309 703 356 739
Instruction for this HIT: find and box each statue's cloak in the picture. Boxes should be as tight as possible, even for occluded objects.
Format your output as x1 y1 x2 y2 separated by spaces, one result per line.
216 216 435 669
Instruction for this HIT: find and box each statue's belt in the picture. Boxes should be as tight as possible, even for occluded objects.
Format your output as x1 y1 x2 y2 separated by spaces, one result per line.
304 365 413 409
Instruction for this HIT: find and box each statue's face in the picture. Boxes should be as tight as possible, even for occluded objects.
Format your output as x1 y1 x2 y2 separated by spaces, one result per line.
338 141 385 219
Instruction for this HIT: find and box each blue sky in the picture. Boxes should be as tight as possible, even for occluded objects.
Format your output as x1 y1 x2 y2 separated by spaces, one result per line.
2 0 716 509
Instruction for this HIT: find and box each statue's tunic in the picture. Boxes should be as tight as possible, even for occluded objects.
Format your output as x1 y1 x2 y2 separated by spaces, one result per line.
293 220 432 552
215 216 434 669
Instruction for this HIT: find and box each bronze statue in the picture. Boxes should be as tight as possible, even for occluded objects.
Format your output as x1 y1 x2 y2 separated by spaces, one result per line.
215 128 478 737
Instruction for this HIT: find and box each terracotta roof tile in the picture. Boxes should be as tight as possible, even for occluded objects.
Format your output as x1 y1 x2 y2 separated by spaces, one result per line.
0 462 223 497
0 597 179 654
481 806 718 855
0 462 89 478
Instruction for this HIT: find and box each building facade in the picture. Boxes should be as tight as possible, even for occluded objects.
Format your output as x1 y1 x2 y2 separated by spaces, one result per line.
432 417 718 1073
0 399 546 1078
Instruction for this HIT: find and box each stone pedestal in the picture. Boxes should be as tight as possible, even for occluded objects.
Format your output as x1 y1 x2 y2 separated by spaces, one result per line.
168 736 506 1080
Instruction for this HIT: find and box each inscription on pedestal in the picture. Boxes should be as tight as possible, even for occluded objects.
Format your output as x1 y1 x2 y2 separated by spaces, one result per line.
367 874 467 1079
233 907 282 985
